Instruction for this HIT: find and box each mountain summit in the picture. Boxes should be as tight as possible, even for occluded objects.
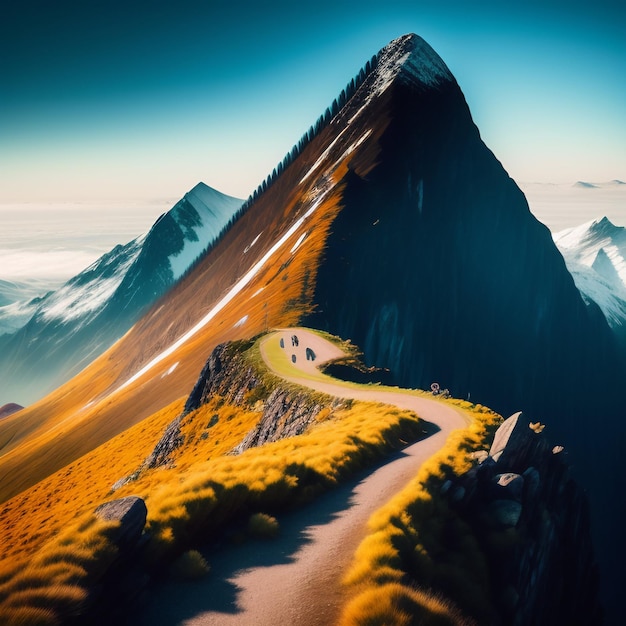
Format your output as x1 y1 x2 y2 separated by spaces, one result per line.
362 33 454 92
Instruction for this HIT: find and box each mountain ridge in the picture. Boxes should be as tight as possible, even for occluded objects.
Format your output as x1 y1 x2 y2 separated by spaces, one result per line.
0 32 623 620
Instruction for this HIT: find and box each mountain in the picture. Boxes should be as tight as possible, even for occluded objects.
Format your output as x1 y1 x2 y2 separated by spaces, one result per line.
554 217 626 334
1 33 624 619
0 403 23 420
0 183 243 405
0 279 49 335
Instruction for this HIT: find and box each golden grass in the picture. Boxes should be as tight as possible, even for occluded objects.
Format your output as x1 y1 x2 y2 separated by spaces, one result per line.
0 398 184 565
339 402 501 624
135 399 426 568
338 582 473 626
0 513 119 625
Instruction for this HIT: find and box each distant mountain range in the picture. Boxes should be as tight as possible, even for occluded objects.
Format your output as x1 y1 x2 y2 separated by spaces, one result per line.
0 183 242 405
554 217 626 336
573 179 625 189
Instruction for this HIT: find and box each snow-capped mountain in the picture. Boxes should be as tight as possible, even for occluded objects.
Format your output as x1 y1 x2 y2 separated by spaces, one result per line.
2 34 624 616
0 183 242 405
554 217 626 332
0 279 46 335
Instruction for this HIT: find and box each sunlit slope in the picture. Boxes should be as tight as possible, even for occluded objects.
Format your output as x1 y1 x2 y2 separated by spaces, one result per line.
0 94 389 504
0 327 497 626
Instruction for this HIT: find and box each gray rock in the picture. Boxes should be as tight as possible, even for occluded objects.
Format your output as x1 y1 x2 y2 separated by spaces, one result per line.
95 496 147 550
493 473 524 501
489 411 522 462
234 388 322 453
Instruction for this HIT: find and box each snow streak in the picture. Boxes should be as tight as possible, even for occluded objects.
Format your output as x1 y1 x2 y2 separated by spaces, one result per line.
114 189 331 393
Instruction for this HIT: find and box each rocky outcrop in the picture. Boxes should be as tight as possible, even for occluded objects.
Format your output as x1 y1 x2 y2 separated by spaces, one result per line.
445 413 602 625
234 388 324 453
84 496 150 625
184 341 262 412
141 414 185 470
136 340 331 473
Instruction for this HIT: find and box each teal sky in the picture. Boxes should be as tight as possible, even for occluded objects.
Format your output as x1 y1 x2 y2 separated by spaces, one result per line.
1 0 624 203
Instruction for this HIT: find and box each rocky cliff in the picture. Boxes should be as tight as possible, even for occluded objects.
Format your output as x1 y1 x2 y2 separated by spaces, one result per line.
444 412 602 625
139 340 333 472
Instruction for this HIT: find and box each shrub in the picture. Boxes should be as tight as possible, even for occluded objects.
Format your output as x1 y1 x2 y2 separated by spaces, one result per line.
247 513 280 539
338 582 472 626
169 550 210 580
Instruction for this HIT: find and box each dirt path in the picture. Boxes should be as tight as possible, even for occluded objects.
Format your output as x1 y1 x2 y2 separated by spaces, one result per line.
137 328 468 625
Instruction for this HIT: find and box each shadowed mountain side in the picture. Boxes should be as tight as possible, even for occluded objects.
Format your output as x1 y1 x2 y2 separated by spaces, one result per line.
306 75 622 429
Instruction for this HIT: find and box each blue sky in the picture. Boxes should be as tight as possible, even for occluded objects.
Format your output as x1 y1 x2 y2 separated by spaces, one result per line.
1 0 624 203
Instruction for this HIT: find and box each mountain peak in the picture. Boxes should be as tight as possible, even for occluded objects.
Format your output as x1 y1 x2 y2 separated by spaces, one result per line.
379 33 455 90
590 215 619 233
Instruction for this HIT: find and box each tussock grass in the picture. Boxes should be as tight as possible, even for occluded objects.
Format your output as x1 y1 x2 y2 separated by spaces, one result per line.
170 550 210 580
137 398 426 571
0 513 119 625
339 582 472 626
247 513 280 539
0 606 59 626
339 402 501 624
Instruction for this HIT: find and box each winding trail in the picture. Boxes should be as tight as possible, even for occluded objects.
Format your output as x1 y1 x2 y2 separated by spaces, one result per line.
138 328 468 626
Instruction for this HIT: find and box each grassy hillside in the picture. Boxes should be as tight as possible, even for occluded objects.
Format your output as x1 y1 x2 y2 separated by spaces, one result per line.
0 331 497 625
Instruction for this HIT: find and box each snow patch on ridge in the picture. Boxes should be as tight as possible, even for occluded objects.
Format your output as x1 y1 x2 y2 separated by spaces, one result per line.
41 237 144 324
290 233 307 253
234 315 248 328
161 362 178 378
346 34 452 128
244 233 262 254
114 185 333 393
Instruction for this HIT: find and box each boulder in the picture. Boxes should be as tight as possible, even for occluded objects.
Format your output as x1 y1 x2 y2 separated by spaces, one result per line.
95 496 147 550
489 411 522 462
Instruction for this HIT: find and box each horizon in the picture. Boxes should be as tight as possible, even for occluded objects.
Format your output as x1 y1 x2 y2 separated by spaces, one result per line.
1 0 625 205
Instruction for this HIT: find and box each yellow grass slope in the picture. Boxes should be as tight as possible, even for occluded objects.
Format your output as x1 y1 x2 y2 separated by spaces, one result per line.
0 102 390 505
0 330 440 624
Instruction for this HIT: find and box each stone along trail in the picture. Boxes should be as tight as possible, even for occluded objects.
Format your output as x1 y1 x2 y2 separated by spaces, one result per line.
139 328 467 626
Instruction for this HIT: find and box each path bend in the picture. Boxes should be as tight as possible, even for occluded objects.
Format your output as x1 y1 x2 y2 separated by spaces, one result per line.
139 328 469 626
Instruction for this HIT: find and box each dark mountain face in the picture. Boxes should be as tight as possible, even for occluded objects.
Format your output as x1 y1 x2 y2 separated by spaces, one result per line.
301 34 624 615
310 80 621 418
307 36 623 427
